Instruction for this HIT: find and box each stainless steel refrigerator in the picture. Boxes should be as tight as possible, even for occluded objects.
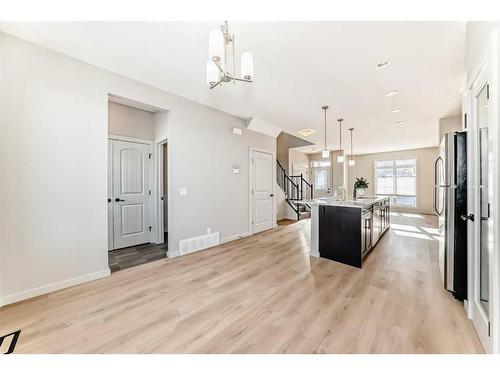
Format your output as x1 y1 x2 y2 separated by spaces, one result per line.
434 131 467 301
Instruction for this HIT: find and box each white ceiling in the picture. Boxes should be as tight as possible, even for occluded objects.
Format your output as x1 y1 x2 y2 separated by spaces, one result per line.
0 21 466 154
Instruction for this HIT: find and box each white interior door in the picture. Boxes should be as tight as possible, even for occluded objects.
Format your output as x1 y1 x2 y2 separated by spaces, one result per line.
252 150 274 234
111 139 152 249
470 63 494 353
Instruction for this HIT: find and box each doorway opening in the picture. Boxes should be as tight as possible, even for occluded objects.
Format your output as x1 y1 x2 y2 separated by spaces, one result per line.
107 95 169 273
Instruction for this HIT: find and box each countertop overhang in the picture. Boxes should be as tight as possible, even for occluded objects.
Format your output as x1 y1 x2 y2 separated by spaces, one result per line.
302 196 390 209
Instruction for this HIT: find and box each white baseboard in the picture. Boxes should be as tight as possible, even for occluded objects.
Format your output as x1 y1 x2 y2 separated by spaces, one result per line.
220 232 252 244
167 250 181 258
0 269 111 307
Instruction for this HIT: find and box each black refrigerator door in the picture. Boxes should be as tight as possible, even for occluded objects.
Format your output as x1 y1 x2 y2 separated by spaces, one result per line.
453 131 467 301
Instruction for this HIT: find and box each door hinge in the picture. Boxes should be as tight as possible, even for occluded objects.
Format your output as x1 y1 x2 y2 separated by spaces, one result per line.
488 321 491 337
148 153 152 159
149 226 152 232
464 113 467 129
149 190 151 196
487 84 490 100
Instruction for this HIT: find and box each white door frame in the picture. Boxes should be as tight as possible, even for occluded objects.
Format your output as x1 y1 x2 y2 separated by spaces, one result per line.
466 29 499 353
249 147 277 235
108 135 154 250
155 137 171 255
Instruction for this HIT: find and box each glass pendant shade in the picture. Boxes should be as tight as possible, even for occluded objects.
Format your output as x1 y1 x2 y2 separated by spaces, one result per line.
240 52 254 80
208 29 224 63
206 61 219 85
337 154 345 163
322 149 330 158
349 159 356 166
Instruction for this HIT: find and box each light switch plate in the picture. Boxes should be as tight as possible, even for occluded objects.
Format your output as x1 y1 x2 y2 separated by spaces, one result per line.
180 188 188 196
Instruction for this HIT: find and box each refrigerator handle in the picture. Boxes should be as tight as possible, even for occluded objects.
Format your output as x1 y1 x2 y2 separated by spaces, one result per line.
433 157 443 215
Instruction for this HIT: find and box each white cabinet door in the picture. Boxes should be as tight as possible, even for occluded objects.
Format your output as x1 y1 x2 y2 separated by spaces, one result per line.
252 150 274 234
112 140 151 249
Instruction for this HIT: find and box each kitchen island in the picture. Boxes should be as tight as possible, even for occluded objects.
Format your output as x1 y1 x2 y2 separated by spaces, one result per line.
303 196 390 268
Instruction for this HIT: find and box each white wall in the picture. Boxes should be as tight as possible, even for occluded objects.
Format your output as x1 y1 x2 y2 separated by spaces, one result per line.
438 115 462 144
346 147 439 214
108 101 156 140
288 149 309 177
0 32 276 306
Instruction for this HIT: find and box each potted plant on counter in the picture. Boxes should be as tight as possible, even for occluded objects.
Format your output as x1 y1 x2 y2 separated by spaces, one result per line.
354 177 369 198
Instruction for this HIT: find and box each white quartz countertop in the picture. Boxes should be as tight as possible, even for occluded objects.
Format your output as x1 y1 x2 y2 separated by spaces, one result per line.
302 196 390 209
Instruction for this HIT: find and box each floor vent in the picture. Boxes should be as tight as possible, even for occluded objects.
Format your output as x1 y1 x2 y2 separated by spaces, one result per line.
179 232 220 255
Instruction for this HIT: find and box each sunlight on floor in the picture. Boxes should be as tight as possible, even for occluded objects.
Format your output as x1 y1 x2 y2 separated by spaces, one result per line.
401 213 424 218
390 218 439 242
421 227 440 235
393 230 433 240
390 223 421 232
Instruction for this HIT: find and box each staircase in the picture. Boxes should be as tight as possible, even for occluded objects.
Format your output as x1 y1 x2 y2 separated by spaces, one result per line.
276 160 313 221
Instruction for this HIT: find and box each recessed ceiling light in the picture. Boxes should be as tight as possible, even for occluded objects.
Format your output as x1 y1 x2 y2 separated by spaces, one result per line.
396 121 406 125
385 90 399 97
299 129 315 137
392 108 403 113
376 60 391 70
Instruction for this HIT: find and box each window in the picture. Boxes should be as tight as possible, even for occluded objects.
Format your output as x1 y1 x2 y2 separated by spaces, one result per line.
375 159 417 207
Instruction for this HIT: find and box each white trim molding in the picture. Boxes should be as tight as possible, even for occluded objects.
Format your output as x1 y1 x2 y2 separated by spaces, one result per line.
0 269 111 308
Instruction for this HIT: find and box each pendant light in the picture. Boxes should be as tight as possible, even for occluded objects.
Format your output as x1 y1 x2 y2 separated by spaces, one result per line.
348 128 356 167
321 106 329 158
337 118 344 163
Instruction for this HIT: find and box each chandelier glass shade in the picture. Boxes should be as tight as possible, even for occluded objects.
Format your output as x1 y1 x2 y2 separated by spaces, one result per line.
206 21 254 89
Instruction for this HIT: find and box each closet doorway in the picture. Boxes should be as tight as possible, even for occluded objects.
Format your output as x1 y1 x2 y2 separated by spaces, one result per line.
107 96 168 273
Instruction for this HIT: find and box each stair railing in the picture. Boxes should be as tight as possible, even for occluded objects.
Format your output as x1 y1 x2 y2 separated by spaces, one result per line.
276 160 314 221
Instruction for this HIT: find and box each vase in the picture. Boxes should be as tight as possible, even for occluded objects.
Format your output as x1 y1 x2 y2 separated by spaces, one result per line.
356 188 365 197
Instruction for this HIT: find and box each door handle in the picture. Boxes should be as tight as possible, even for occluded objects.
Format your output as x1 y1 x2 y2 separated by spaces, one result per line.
270 194 274 197
461 214 474 222
115 198 125 202
107 198 111 203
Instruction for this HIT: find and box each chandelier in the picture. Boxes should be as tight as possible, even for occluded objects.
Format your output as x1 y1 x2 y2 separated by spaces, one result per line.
206 21 254 89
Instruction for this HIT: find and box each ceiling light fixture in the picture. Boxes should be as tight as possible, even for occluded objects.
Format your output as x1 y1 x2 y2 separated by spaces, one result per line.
376 60 391 70
348 128 355 167
392 108 403 113
396 120 406 125
321 106 329 158
299 129 315 137
337 118 344 163
385 90 399 97
207 21 253 89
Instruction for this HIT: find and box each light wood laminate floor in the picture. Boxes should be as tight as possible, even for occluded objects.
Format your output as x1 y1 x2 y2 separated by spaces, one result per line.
0 213 483 353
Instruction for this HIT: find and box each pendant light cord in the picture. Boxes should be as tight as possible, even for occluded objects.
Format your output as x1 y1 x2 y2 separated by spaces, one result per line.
324 108 327 150
350 129 353 159
338 119 343 155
